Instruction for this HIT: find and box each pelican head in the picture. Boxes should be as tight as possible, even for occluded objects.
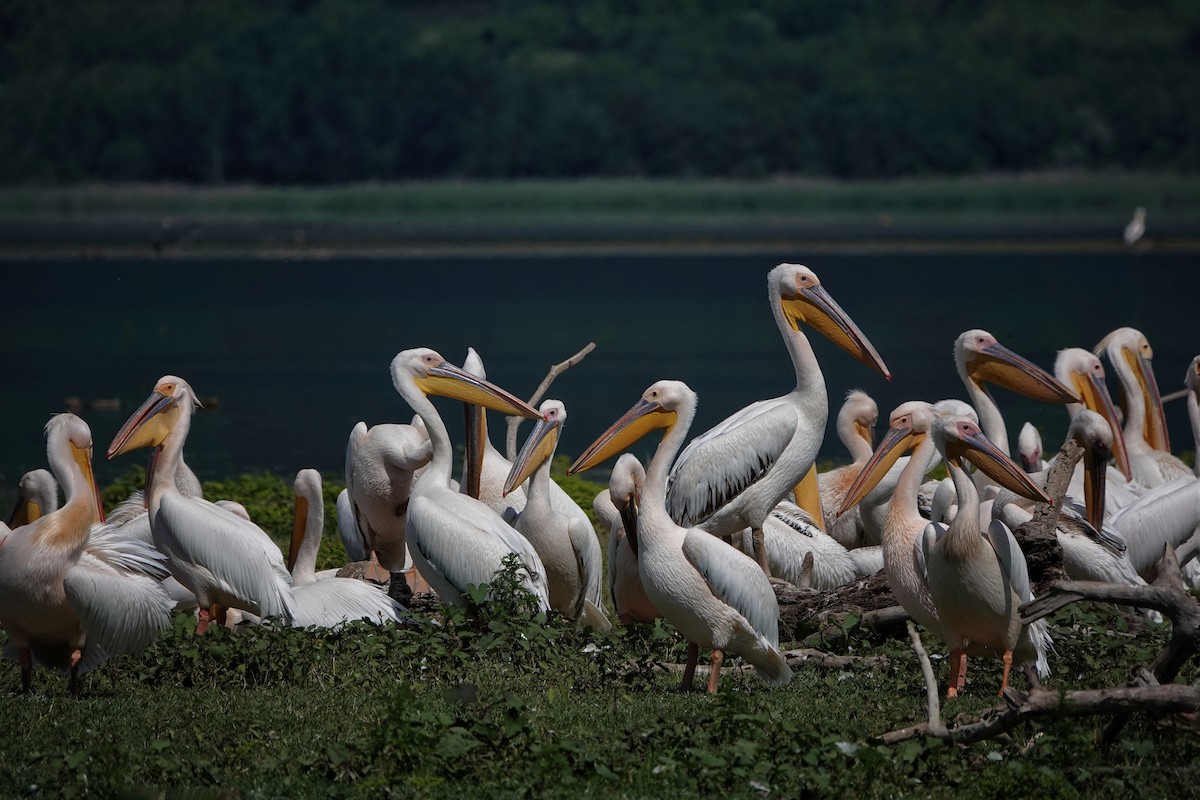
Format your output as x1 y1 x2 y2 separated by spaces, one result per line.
390 348 540 420
108 375 198 458
1096 327 1169 452
770 263 891 380
609 453 645 555
1017 422 1043 473
1067 409 1117 530
1054 347 1132 479
568 380 688 475
837 400 936 516
504 399 566 495
46 412 105 524
840 389 879 449
955 329 1078 405
931 415 1051 505
9 468 57 527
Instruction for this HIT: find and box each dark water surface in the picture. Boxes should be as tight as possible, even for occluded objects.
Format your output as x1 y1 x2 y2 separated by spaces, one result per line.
3 252 1196 500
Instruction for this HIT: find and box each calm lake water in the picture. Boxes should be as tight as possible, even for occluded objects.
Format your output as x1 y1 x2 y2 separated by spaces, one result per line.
3 251 1196 502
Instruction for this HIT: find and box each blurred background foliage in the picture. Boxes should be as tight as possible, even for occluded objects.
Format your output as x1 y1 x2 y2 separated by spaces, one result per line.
2 0 1197 185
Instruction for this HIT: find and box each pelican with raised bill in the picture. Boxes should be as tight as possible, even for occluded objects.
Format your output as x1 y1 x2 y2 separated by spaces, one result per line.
570 380 792 694
922 414 1054 697
504 399 609 629
0 414 173 692
390 348 550 611
108 376 296 633
665 263 890 575
1095 327 1190 487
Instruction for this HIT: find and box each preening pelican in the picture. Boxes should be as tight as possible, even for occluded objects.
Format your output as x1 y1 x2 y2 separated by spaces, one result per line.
287 469 408 627
665 263 890 574
504 400 609 628
922 415 1053 696
593 454 660 626
1095 327 1190 487
343 420 432 579
819 389 879 549
742 502 867 589
0 414 173 691
570 380 792 693
390 348 550 610
108 376 295 632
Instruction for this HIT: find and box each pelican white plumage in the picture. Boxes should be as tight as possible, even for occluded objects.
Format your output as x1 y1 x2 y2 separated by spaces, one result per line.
593 454 660 626
8 468 58 526
922 415 1053 696
287 469 408 627
390 348 550 610
819 389 879 549
343 419 432 578
504 400 609 628
108 376 295 632
1188 356 1200 479
1095 327 1191 487
570 379 792 693
665 263 890 573
0 414 173 691
742 501 866 589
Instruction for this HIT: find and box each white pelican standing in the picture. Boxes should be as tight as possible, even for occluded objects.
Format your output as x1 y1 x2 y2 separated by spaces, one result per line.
0 414 173 691
922 414 1053 696
390 348 550 610
108 376 295 632
666 263 890 573
1095 327 1190 487
287 469 408 627
570 380 792 693
504 400 609 628
593 453 661 626
819 389 878 549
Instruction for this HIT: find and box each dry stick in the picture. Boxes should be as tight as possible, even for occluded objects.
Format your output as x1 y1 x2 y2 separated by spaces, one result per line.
1011 437 1084 594
879 545 1200 747
506 342 597 461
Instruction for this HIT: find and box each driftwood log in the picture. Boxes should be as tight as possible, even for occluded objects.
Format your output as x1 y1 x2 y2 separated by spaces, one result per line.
879 545 1200 747
505 342 596 461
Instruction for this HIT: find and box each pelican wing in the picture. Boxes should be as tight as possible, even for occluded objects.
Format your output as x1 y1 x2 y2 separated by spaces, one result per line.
158 494 295 619
336 488 370 562
64 556 174 654
769 500 820 536
984 519 1033 603
682 529 779 647
567 515 605 610
85 521 170 579
408 494 551 610
289 579 408 628
667 399 796 527
1059 498 1127 554
919 521 947 581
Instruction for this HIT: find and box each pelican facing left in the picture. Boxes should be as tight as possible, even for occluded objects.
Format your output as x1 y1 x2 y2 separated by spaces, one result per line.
571 379 792 693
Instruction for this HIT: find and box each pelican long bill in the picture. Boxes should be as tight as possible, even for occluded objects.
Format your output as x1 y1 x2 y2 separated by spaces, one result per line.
1124 348 1171 453
967 341 1079 405
568 398 677 475
946 425 1052 505
780 279 891 380
416 361 541 420
836 424 921 516
504 413 561 495
108 387 179 457
1070 366 1133 480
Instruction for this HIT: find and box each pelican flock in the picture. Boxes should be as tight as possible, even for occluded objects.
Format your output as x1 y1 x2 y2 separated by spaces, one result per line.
2 260 1195 705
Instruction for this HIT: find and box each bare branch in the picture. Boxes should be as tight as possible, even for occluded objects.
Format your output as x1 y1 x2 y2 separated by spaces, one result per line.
506 342 597 460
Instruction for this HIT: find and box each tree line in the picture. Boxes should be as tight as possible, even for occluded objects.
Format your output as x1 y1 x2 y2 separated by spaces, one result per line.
1 0 1197 184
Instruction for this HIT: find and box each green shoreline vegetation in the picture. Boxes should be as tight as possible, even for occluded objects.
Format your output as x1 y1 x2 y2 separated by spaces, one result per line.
0 468 1196 798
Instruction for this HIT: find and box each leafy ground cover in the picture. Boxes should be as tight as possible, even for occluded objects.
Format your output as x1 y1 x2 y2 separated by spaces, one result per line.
1 563 1196 799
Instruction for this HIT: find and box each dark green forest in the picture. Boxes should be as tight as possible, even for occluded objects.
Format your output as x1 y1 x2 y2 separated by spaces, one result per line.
2 0 1198 185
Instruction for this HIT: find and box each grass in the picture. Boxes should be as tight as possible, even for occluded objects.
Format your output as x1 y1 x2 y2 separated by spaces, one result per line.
0 594 1195 799
2 471 1197 798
